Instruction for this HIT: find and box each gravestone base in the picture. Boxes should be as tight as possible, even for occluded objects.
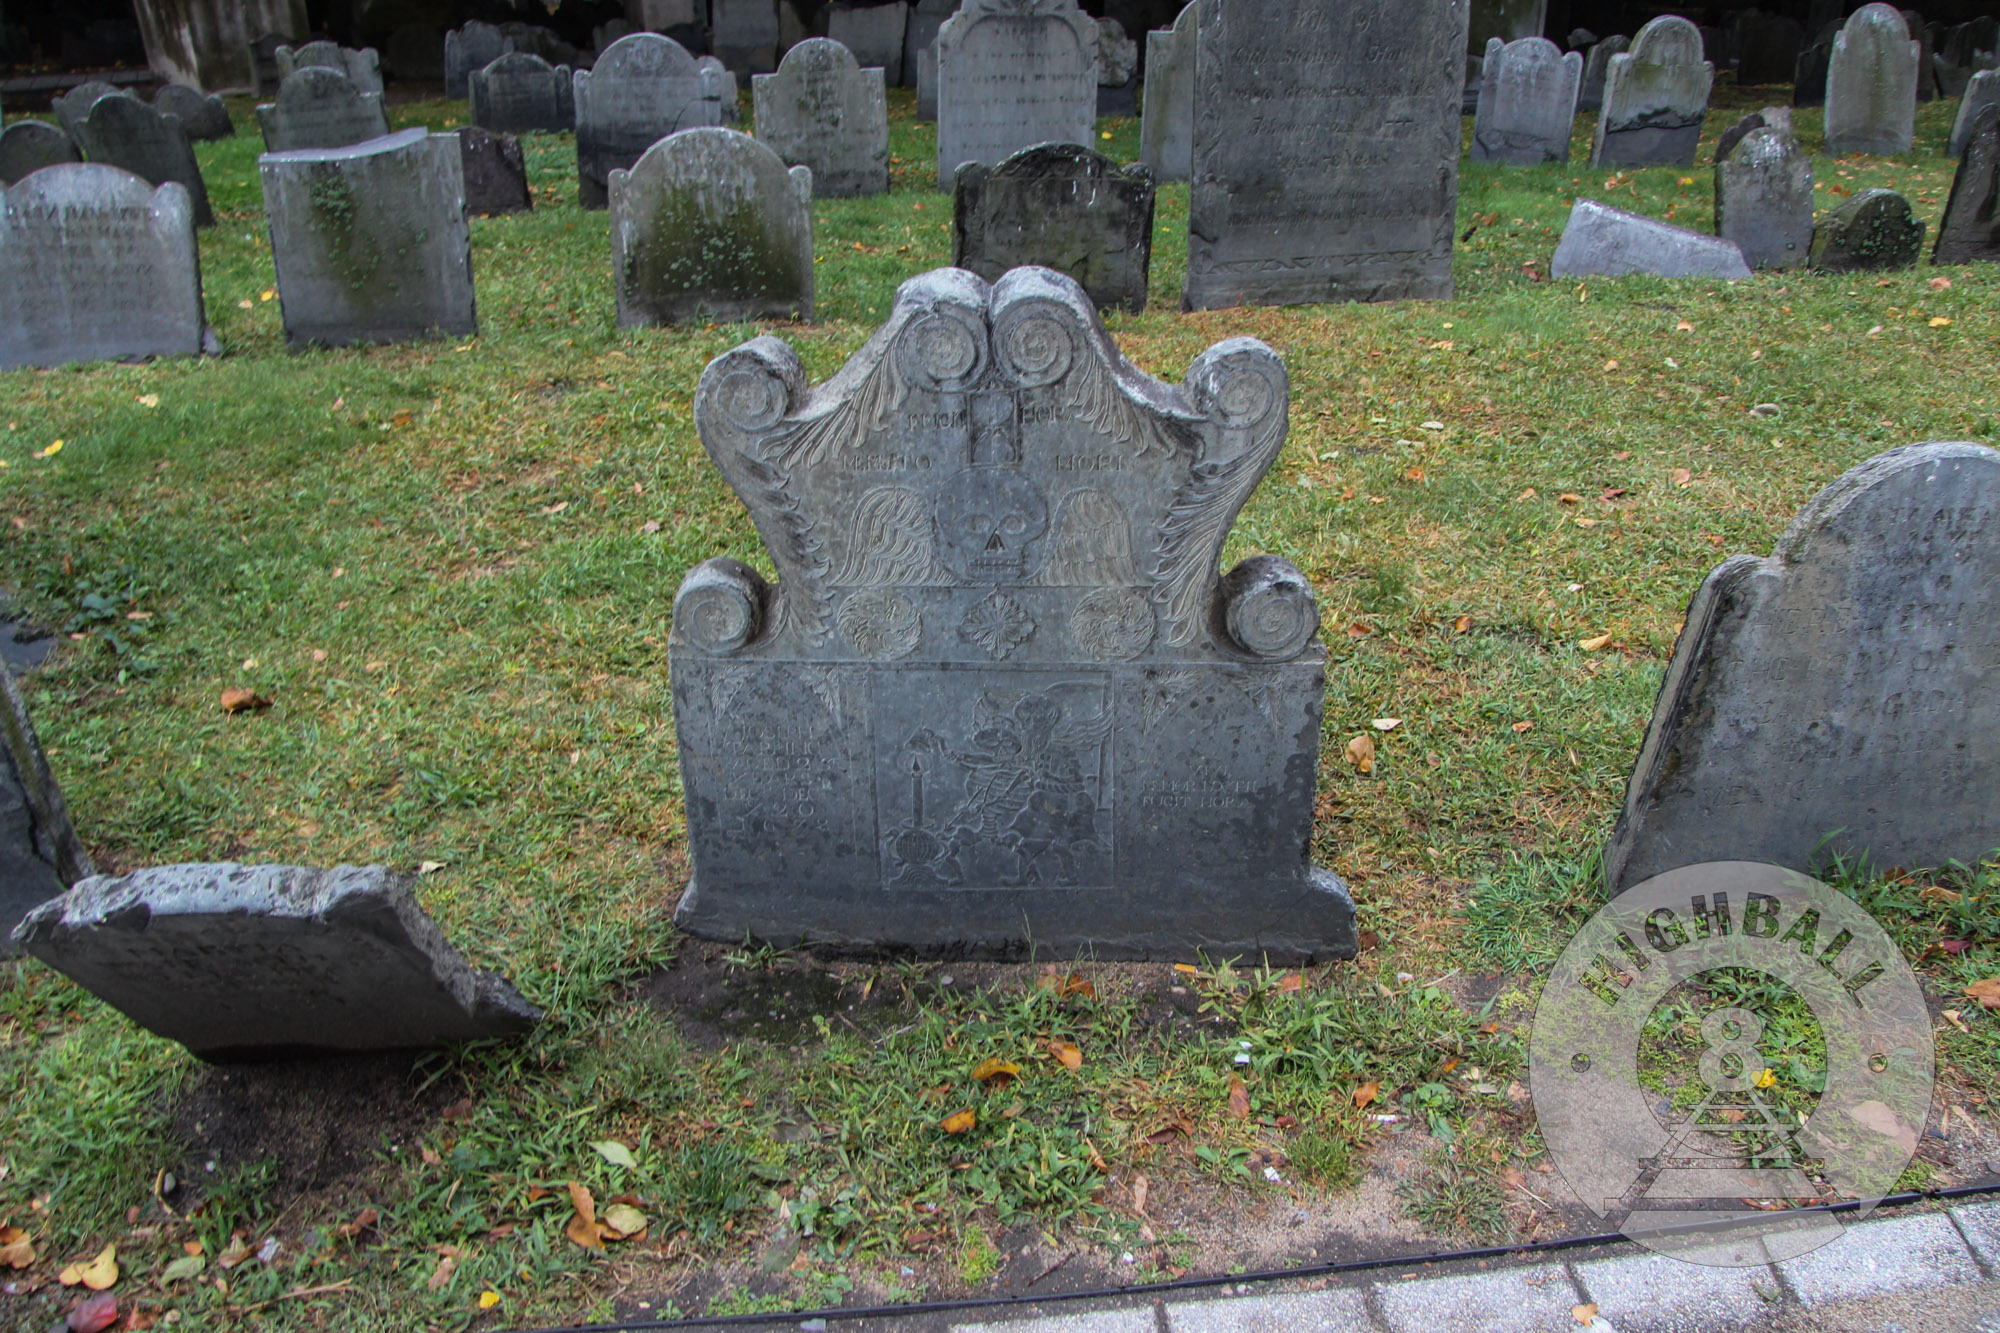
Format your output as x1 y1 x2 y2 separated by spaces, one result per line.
1595 120 1703 166
1097 77 1138 116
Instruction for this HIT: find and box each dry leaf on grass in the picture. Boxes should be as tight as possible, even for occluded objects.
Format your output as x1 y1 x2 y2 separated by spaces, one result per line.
1511 720 1534 734
1226 1075 1250 1119
219 688 270 714
427 1255 457 1291
1964 978 2000 1009
215 1235 253 1269
58 1244 117 1290
1668 467 1693 486
1345 734 1376 774
1578 634 1613 652
1352 1081 1380 1109
65 1292 118 1333
0 1224 33 1268
1048 1039 1083 1071
564 1182 609 1250
971 1058 1021 1083
1278 972 1304 993
941 1109 977 1134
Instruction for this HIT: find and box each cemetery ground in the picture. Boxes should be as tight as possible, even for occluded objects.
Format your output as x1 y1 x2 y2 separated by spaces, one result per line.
2 83 1999 1332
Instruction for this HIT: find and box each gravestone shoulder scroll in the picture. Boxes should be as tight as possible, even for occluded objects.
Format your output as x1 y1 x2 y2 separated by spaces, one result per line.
470 50 576 133
934 0 1099 191
1473 36 1583 164
1139 2 1196 181
0 121 79 186
72 94 216 228
1604 442 2000 894
1824 4 1919 155
457 127 533 216
1715 128 1814 270
277 40 385 95
954 143 1155 312
751 38 890 198
1934 105 2000 265
255 66 392 153
669 264 1355 961
153 86 233 141
1591 14 1713 168
573 32 723 209
0 670 95 955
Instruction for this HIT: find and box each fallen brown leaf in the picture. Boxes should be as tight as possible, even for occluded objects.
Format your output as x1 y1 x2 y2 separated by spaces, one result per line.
1668 467 1693 486
1453 614 1473 633
564 1182 609 1250
1277 972 1303 994
941 1109 977 1134
1964 978 2000 1009
219 688 270 714
1352 1081 1380 1109
0 1224 32 1268
1226 1075 1250 1120
1048 1039 1083 1071
334 1208 377 1240
972 1057 1022 1083
1478 1020 1500 1035
66 1292 118 1333
426 1255 456 1291
1511 720 1534 734
1345 734 1376 774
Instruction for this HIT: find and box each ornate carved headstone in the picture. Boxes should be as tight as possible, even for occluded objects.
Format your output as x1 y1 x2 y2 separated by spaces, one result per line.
1605 443 2000 894
669 265 1353 960
1474 36 1583 164
1810 187 1924 269
713 0 782 74
1825 4 1919 154
0 670 94 955
1578 35 1628 113
445 20 515 99
470 50 576 133
934 0 1098 191
276 39 385 94
255 66 392 153
1948 69 2000 157
827 2 910 85
1591 15 1713 167
1139 3 1196 181
1185 0 1468 309
153 85 234 141
954 144 1155 312
1934 105 2000 264
573 32 725 209
1716 128 1813 270
72 93 215 228
457 127 532 216
0 121 79 186
752 38 890 197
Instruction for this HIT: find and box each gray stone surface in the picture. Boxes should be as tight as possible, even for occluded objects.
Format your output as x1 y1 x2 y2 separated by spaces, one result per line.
699 56 744 125
1591 14 1713 167
445 20 514 99
1950 69 2000 157
1734 9 1804 85
610 127 812 325
1573 1250 1779 1332
1825 3 1919 154
1578 34 1627 113
905 0 960 90
255 65 391 153
153 85 233 141
1473 36 1583 164
1166 1289 1373 1331
1951 1200 2000 1272
1185 0 1467 309
457 127 532 216
1716 128 1813 270
1781 1213 1982 1307
50 81 120 142
276 39 383 94
957 1312 1154 1333
1374 1264 1581 1333
1810 186 1924 269
574 32 725 209
714 0 781 74
1604 442 2000 892
935 0 1098 190
954 143 1154 312
0 121 79 186
1907 7 1937 101
0 669 95 957
1095 15 1138 115
1139 3 1195 181
827 2 909 85
71 93 215 228
11 863 540 1060
916 41 939 120
1550 199 1750 279
752 37 890 197
470 50 576 133
670 265 1353 960
1794 37 1833 107
1935 105 2000 264
1714 109 1767 163
261 128 477 348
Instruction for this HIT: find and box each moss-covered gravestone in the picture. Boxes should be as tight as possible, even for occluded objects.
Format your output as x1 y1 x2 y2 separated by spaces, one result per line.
1810 187 1924 270
750 38 890 198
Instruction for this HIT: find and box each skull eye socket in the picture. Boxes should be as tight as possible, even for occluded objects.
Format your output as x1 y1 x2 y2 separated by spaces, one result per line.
999 514 1028 536
961 511 989 533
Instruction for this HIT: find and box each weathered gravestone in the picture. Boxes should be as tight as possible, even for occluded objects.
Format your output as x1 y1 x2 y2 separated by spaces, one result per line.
262 128 477 347
1810 187 1924 269
153 85 233 141
1474 36 1583 164
1716 128 1813 270
276 40 385 94
445 21 515 99
256 66 392 153
1591 15 1713 168
1934 105 2000 264
669 265 1354 959
0 165 208 371
1714 109 1767 163
611 128 812 325
1794 35 1834 107
714 0 782 74
72 93 215 228
934 0 1098 191
12 864 541 1059
1949 70 2000 158
1604 442 2000 894
50 81 119 142
249 33 288 97
1733 10 1804 85
1551 198 1751 278
827 2 909 85
916 42 940 120
1938 18 1999 99
751 38 890 198
574 33 725 209
1095 15 1139 116
954 144 1155 312
470 50 576 133
457 127 532 215
1184 0 1468 309
0 670 94 956
1578 35 1628 113
905 0 960 88
1904 9 1937 101
1139 2 1196 181
1825 4 1919 155
699 56 745 125
0 121 79 186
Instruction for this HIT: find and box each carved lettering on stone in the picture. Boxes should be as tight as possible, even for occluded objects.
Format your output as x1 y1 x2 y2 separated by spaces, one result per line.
934 0 1099 190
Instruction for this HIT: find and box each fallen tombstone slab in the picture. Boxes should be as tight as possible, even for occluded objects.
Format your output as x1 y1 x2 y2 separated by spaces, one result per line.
1810 187 1924 270
1550 199 1751 278
0 670 94 955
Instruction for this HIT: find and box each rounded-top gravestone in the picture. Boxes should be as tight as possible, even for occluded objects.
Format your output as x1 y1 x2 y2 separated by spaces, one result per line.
0 121 79 186
1824 3 1919 155
1810 187 1924 269
1473 35 1584 164
1591 14 1714 167
751 38 890 198
72 93 215 228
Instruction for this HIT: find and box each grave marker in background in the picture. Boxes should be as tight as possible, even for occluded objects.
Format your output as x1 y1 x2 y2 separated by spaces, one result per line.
470 50 576 133
154 85 233 141
0 670 94 955
256 66 391 153
1591 14 1713 167
1473 36 1583 164
72 93 216 227
1825 3 1919 154
1139 3 1195 181
934 0 1098 190
1716 128 1814 270
445 20 514 98
752 38 890 198
276 40 384 94
0 121 78 186
574 32 724 208
1934 105 2000 264
953 143 1155 311
458 127 533 215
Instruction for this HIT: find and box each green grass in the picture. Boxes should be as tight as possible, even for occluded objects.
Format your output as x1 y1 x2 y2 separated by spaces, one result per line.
1 78 1997 1328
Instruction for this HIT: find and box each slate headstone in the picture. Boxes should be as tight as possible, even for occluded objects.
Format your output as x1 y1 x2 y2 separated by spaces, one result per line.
0 670 94 955
574 32 725 209
152 86 233 142
1550 198 1751 278
905 0 961 88
1139 2 1196 181
277 40 385 95
72 94 215 229
1810 187 1924 269
249 33 287 97
1714 109 1767 164
1794 37 1833 107
1949 69 2000 158
1578 35 1628 113
1474 36 1583 164
261 128 477 348
1096 15 1139 116
256 66 392 153
916 42 940 120
934 0 1098 190
457 127 532 216
1934 105 2000 264
1733 10 1804 85
670 265 1354 960
12 863 541 1059
1184 0 1468 309
1716 128 1813 270
0 164 207 371
51 81 120 142
610 127 812 325
501 22 584 70
714 0 781 74
1591 14 1713 168
954 143 1155 312
827 3 909 85
446 21 515 99
1604 443 2000 894
1825 4 1919 154
388 24 447 82
1905 9 1936 101
0 121 79 186
751 37 891 198
470 50 577 133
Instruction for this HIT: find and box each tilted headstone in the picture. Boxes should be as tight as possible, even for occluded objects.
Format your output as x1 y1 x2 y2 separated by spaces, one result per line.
0 670 94 955
1733 10 1804 85
610 128 812 325
0 165 208 371
12 863 541 1060
457 127 533 215
0 121 79 187
1949 69 2000 157
256 66 392 153
445 21 515 99
152 86 232 142
916 42 940 120
1604 443 2000 894
1578 35 1628 113
387 24 447 82
1185 0 1467 309
714 0 781 74
1825 4 1918 154
1591 15 1713 168
954 144 1155 312
1550 198 1751 279
1474 36 1583 164
1794 37 1833 107
751 38 891 198
905 0 961 88
670 265 1354 960
1096 15 1139 115
827 2 910 85
934 0 1098 191
1934 105 2000 265
261 128 477 348
276 40 385 95
1715 128 1813 270
470 50 576 133
574 33 725 209
51 81 119 142
1810 187 1923 270
72 94 215 229
1139 3 1196 181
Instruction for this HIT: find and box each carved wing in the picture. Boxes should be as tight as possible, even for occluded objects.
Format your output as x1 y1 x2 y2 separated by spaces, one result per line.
830 486 946 586
1037 488 1138 587
1051 708 1113 751
1064 346 1184 462
762 346 910 475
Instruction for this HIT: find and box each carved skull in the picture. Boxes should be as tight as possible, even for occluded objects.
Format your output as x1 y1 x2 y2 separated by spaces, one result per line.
936 469 1050 583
